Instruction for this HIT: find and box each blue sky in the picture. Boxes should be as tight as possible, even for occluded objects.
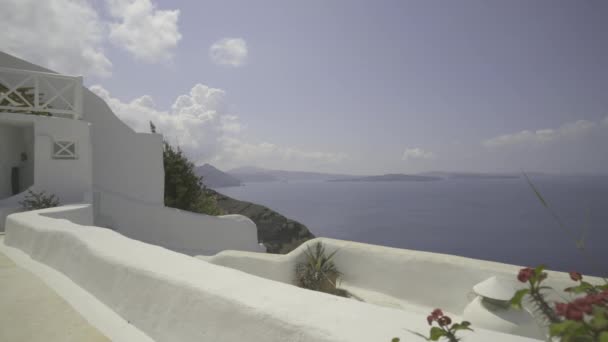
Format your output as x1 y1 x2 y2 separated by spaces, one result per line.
3 0 608 174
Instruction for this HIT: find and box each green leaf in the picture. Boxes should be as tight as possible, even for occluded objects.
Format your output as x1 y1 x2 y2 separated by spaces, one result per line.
429 327 446 341
565 282 595 294
576 208 590 251
549 321 584 337
599 332 608 342
524 172 548 208
510 289 530 309
451 323 474 332
391 338 400 342
590 306 608 330
528 264 548 284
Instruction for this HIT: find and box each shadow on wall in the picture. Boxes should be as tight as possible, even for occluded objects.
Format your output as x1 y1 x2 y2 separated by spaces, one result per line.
0 123 34 201
95 190 264 255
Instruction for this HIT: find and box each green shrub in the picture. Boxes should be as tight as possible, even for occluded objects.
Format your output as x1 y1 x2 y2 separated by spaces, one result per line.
19 189 60 210
295 242 342 294
151 121 221 216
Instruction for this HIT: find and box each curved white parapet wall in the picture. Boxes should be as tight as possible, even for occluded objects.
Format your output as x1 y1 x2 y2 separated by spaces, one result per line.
96 190 264 255
204 238 605 339
4 206 540 342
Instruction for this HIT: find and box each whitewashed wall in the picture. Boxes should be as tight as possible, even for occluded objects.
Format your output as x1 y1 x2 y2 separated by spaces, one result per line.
31 115 93 202
0 113 92 231
204 238 604 321
82 91 164 204
0 51 164 205
96 190 263 255
1 52 259 254
4 206 541 342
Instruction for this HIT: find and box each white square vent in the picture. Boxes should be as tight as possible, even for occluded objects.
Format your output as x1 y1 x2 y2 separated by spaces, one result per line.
52 141 77 159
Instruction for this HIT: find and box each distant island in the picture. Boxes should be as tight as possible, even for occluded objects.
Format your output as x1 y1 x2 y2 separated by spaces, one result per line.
196 164 537 189
419 171 521 180
195 163 242 188
227 166 353 183
328 174 442 182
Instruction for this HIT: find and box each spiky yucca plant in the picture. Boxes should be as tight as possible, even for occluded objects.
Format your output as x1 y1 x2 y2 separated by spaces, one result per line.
295 242 342 293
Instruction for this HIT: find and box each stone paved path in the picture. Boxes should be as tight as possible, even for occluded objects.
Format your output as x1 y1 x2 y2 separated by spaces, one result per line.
0 249 110 342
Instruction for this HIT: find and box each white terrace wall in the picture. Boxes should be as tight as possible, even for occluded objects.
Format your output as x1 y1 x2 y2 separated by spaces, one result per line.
96 190 264 255
3 207 541 342
204 238 604 319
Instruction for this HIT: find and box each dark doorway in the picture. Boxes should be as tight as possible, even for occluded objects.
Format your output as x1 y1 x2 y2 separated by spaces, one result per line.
11 167 20 195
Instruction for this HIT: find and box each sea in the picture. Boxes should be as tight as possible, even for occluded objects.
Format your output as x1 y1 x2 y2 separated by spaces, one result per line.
219 176 608 277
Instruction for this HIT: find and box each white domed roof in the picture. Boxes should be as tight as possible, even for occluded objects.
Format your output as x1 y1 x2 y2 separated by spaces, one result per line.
473 276 517 301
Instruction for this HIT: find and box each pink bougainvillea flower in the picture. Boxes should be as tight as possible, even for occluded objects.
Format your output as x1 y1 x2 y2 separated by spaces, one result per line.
427 315 434 325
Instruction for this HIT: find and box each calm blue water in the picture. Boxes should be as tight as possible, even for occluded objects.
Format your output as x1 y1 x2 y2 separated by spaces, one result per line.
220 177 608 276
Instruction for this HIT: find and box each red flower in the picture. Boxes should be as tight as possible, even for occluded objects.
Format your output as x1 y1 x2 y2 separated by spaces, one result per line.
431 309 443 319
565 308 584 321
580 292 608 306
517 267 534 283
427 315 434 325
438 316 452 326
555 302 567 316
569 271 582 282
571 298 592 315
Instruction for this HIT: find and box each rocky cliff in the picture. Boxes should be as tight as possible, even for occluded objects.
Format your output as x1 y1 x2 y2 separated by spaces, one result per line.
205 188 315 254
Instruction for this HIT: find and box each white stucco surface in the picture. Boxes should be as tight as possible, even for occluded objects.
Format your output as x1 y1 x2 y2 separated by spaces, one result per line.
4 206 541 342
203 238 605 340
0 113 92 231
96 190 264 255
0 51 165 205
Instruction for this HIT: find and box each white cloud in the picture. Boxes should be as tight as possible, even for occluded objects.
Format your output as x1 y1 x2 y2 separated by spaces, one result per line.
209 38 248 67
0 0 112 77
0 0 181 77
91 83 230 162
402 147 435 161
483 119 598 148
217 138 348 168
90 84 347 169
107 0 181 63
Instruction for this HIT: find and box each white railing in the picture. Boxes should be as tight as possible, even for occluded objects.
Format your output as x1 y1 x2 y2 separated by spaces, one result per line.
0 67 83 119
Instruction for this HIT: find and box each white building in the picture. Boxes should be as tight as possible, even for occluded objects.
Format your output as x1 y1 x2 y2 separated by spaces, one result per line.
0 51 262 255
1 52 601 342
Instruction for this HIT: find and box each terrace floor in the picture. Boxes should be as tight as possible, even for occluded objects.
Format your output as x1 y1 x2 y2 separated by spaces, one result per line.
0 240 109 342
